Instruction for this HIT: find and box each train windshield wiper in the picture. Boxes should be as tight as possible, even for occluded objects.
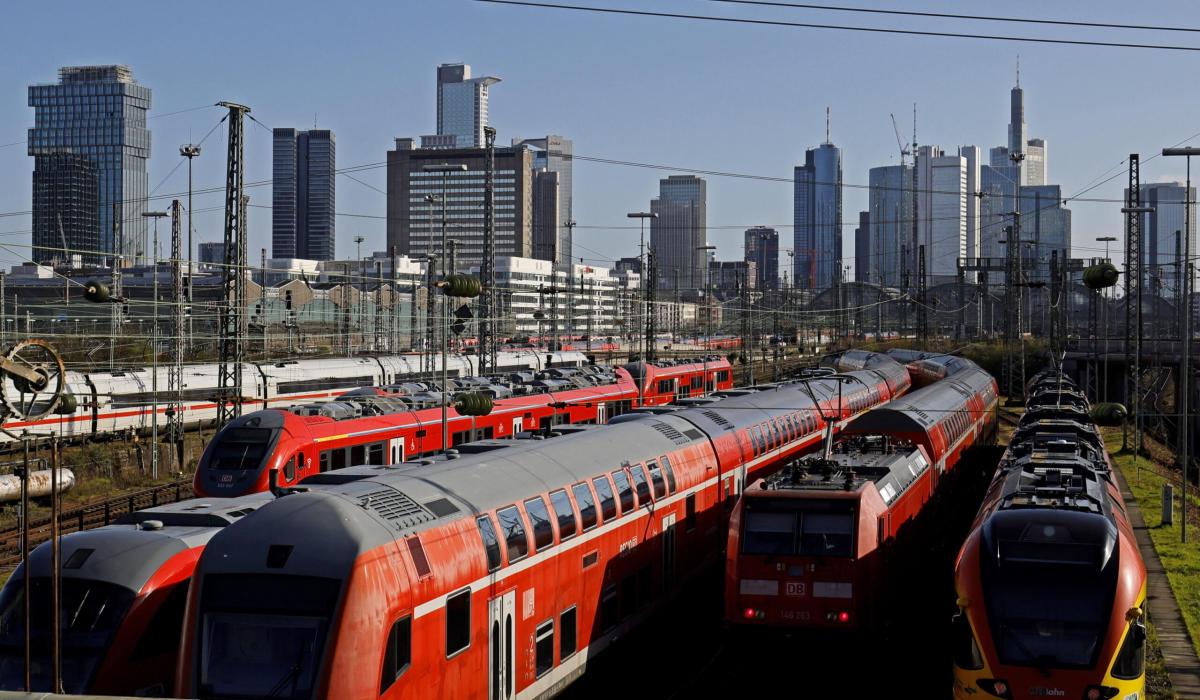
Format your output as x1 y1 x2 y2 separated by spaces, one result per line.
266 643 307 698
998 623 1055 678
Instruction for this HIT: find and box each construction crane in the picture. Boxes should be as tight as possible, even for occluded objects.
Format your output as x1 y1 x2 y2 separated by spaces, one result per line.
890 113 911 165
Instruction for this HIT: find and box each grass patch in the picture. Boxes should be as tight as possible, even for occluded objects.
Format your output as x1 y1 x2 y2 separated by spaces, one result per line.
1145 619 1175 700
1104 428 1200 662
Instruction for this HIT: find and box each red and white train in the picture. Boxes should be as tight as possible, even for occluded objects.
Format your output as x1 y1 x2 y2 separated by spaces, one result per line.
175 352 910 699
193 358 735 498
725 354 998 629
6 350 589 444
952 371 1147 699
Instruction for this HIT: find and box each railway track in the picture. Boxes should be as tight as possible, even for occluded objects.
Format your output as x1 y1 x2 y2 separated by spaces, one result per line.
0 479 193 568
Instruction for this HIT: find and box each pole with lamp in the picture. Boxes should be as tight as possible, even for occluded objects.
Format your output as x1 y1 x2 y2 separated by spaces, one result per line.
422 163 468 452
696 245 716 394
1097 236 1118 402
142 210 169 479
626 212 657 362
1162 147 1196 543
180 145 200 351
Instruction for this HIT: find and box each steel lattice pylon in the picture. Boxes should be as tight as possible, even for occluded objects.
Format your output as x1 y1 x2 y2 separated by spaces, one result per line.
644 250 657 362
215 102 250 427
479 127 497 375
167 200 185 462
1124 154 1144 451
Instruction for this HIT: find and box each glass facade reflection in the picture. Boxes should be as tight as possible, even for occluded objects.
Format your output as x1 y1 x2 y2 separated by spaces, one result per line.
28 65 151 264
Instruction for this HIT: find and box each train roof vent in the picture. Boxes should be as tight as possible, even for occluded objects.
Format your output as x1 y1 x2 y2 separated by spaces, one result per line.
423 497 460 518
650 422 689 445
683 428 705 441
358 488 433 529
700 410 733 429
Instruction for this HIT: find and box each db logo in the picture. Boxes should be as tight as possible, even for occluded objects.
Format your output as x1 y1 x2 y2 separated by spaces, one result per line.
785 581 806 597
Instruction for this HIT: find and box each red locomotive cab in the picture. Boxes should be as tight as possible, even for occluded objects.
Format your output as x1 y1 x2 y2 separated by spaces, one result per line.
193 411 289 497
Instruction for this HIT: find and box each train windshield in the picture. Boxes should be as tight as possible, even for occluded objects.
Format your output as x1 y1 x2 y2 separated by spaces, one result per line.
197 573 340 700
0 576 136 692
208 427 275 471
741 498 855 557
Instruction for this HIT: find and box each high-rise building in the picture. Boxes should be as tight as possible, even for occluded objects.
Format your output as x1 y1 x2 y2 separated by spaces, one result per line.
916 146 967 286
514 136 573 263
979 164 1020 263
708 260 755 301
1127 182 1196 297
28 65 151 264
853 212 870 283
436 63 500 149
272 128 336 261
1026 138 1047 186
1018 184 1072 283
960 146 983 268
794 142 842 290
867 164 913 288
744 226 779 290
198 241 226 265
31 153 100 265
1008 71 1027 186
994 63 1047 186
532 170 560 263
651 175 707 295
386 138 533 269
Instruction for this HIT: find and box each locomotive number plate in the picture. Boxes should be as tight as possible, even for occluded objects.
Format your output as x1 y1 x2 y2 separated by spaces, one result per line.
784 581 806 597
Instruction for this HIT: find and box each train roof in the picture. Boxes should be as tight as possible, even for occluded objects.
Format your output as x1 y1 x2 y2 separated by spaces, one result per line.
752 436 929 506
20 492 273 592
842 364 992 433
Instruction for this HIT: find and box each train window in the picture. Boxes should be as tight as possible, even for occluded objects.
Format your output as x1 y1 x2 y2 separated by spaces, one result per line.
380 615 412 692
751 426 764 456
592 476 617 521
453 430 471 446
600 585 619 631
368 443 386 466
130 580 189 661
647 462 666 499
658 379 673 394
496 506 529 563
332 449 347 471
1112 619 1147 679
661 457 677 493
550 490 577 540
283 456 296 482
523 497 555 551
742 511 796 555
621 577 636 617
476 515 503 572
445 588 471 657
951 612 984 671
685 494 696 532
629 466 652 505
571 483 598 531
535 620 555 678
351 445 366 465
319 451 331 472
407 537 432 579
611 470 635 513
560 607 578 660
799 513 854 557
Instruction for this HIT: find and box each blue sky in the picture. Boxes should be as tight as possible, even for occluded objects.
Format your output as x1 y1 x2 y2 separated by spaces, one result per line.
2 0 1199 272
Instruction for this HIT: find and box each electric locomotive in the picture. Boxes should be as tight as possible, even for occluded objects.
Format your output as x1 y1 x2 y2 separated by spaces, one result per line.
952 372 1147 699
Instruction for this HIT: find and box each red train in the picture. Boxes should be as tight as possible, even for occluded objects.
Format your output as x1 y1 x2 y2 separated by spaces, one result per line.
175 352 910 699
194 358 734 498
952 371 1147 699
725 355 998 629
0 493 272 695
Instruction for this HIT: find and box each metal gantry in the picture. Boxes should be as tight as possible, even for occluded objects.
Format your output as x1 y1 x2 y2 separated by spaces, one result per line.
1122 154 1148 451
215 101 250 427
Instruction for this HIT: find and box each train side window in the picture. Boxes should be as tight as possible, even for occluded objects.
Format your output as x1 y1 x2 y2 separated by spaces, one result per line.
130 581 189 661
351 444 366 465
1112 619 1147 679
445 588 471 657
535 619 555 677
523 497 555 551
661 456 677 493
571 483 598 531
550 489 577 540
476 515 503 572
560 607 578 660
283 456 296 481
600 585 619 631
647 462 666 499
368 443 386 465
332 449 347 470
629 466 652 505
379 615 412 692
611 470 635 513
496 506 529 563
592 476 617 521
685 494 696 532
319 451 331 472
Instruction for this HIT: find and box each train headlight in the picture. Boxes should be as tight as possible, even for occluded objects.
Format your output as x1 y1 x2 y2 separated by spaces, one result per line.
1083 686 1119 700
976 679 1012 699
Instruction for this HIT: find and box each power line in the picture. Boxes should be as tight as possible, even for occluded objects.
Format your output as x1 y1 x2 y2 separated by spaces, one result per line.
474 0 1200 52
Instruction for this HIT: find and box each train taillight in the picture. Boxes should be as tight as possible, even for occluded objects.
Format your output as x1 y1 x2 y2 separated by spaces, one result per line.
742 608 765 620
824 610 851 624
1084 687 1119 700
975 679 1012 699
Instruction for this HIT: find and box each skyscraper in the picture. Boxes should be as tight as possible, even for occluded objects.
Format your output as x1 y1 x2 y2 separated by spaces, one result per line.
853 212 870 283
650 175 707 294
1018 184 1072 283
514 135 573 264
794 142 842 290
1128 182 1196 297
273 129 336 260
436 63 500 148
867 163 912 288
28 65 151 264
1025 138 1047 186
960 146 983 268
916 146 968 286
744 226 779 290
979 164 1020 263
1008 69 1027 186
31 153 100 265
532 170 560 263
994 62 1047 186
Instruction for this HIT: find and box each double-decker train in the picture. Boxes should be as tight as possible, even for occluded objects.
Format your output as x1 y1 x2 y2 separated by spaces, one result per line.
0 493 272 695
3 350 589 444
952 371 1147 699
173 352 910 699
725 353 998 629
193 358 735 498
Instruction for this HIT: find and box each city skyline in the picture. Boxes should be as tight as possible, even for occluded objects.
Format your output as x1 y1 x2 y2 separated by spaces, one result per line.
2 2 1199 279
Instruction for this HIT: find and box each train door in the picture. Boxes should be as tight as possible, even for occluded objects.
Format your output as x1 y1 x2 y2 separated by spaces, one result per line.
489 590 517 700
661 512 677 590
597 401 608 425
389 437 404 464
512 417 523 436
